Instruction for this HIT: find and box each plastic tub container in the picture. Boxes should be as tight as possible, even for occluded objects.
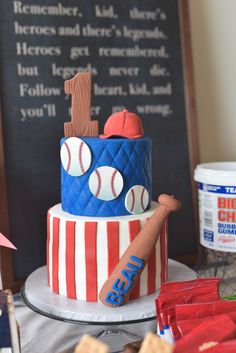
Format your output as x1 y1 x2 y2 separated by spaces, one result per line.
194 162 236 252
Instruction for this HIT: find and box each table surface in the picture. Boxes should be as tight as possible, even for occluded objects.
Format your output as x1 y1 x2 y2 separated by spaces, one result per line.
22 259 197 325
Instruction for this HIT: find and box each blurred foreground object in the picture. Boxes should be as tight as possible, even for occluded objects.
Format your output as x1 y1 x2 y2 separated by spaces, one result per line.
73 334 108 353
0 290 20 353
139 332 173 353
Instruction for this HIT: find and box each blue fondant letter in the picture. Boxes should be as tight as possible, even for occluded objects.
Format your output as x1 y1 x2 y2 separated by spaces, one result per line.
105 291 123 305
127 255 144 270
112 279 127 294
122 269 138 282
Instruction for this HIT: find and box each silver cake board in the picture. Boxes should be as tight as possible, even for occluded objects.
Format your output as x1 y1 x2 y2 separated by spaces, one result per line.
22 259 197 325
22 259 196 352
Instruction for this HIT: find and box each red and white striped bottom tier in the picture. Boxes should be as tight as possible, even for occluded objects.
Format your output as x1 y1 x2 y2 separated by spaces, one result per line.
47 202 168 302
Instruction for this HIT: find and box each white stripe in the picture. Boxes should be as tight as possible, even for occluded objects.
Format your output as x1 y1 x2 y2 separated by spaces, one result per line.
139 218 148 296
156 233 161 290
75 221 86 300
58 219 67 296
119 221 130 258
49 213 53 287
97 221 108 294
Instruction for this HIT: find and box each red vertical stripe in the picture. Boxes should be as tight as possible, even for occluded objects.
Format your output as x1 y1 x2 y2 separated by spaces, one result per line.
107 222 119 276
46 211 51 285
85 222 97 301
52 217 60 293
160 221 167 283
66 221 76 298
129 220 141 299
148 246 156 294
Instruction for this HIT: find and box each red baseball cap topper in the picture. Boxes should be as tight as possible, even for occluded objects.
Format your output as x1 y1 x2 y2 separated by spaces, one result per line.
100 110 144 139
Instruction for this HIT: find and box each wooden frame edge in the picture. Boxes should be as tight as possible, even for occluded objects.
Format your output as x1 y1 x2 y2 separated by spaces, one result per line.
0 100 15 290
179 0 200 263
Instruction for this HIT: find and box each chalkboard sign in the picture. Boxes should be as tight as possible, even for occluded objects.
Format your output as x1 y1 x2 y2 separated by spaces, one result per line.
0 0 199 288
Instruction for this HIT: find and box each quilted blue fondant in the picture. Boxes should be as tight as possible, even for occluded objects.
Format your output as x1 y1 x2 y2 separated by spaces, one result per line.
61 137 152 216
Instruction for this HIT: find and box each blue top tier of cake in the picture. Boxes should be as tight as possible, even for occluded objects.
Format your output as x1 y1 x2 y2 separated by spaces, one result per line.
61 136 152 217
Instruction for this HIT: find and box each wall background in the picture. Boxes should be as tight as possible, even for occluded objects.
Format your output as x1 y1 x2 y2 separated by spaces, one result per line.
189 0 236 163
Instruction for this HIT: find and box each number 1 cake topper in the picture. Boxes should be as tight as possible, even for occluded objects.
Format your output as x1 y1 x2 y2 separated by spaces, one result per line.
64 72 99 137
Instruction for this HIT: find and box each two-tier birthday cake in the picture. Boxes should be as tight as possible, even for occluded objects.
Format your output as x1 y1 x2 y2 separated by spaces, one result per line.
46 73 168 303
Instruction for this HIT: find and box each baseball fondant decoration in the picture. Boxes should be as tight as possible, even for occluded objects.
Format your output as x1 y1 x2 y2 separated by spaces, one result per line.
60 137 92 176
89 166 123 201
125 185 149 214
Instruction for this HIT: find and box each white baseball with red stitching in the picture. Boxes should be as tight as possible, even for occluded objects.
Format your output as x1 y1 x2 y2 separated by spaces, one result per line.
89 166 123 201
60 137 92 176
125 185 149 214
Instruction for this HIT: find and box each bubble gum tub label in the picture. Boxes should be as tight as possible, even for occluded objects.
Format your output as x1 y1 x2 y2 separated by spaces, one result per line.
198 183 236 251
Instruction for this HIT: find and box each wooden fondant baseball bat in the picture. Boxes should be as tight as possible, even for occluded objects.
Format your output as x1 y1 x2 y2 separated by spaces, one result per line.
99 194 181 307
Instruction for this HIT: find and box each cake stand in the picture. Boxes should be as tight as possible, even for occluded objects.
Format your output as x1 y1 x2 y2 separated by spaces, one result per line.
22 259 196 353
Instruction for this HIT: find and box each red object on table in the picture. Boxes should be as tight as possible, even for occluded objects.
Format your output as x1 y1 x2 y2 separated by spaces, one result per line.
204 339 236 353
174 315 236 353
176 300 236 336
156 282 220 340
160 277 221 294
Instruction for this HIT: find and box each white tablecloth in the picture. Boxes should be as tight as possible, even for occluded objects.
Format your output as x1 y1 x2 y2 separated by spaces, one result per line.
14 294 156 353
